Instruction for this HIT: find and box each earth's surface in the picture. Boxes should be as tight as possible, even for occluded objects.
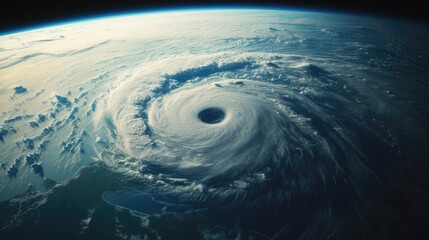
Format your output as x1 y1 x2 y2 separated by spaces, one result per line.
0 9 428 240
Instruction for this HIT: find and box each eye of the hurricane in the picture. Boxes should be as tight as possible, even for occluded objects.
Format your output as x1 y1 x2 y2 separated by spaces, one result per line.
198 107 226 124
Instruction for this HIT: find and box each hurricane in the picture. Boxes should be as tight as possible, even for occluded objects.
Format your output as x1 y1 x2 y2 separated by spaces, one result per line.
97 52 385 238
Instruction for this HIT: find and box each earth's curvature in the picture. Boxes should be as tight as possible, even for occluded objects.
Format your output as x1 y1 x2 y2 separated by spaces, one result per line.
0 9 428 240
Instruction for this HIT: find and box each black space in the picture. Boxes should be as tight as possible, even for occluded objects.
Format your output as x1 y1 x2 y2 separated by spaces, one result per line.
0 0 428 33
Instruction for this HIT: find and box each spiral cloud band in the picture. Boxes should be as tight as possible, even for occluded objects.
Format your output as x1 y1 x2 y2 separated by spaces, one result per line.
148 79 290 178
98 51 392 239
101 52 371 198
